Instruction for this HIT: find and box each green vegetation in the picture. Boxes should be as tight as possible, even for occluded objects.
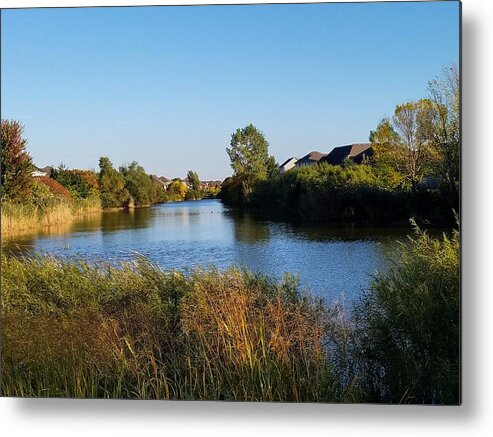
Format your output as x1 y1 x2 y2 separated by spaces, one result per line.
1 119 34 200
226 124 277 203
220 67 459 226
0 120 214 234
354 226 460 404
1 228 459 403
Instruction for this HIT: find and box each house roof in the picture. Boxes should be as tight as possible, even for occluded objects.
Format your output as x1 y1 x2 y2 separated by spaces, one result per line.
279 157 298 168
296 151 326 166
320 143 372 166
34 165 52 175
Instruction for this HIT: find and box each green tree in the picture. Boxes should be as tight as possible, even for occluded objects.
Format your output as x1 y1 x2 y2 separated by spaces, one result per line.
186 170 201 191
120 161 156 206
98 157 129 208
266 155 280 179
1 120 34 201
226 124 270 199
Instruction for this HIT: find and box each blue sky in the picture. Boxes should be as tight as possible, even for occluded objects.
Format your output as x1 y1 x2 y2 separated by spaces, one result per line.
1 2 460 180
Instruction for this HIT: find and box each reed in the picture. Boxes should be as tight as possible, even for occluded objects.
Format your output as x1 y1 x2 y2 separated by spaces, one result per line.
0 256 346 400
1 197 101 236
1 227 459 403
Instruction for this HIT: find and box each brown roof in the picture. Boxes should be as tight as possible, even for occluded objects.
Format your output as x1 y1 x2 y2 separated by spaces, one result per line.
296 151 326 166
320 143 372 166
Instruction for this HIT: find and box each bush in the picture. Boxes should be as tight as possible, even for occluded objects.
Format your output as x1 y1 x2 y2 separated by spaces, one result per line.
51 167 99 199
353 227 460 404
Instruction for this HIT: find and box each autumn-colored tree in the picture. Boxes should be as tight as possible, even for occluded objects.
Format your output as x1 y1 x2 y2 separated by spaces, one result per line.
51 165 99 199
167 179 188 201
1 119 34 200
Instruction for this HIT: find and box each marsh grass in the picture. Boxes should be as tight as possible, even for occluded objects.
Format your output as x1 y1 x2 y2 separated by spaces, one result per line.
1 256 348 400
0 227 459 403
1 197 101 236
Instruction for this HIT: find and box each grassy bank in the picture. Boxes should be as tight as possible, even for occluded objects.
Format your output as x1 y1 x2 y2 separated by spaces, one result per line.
1 228 459 402
1 197 101 237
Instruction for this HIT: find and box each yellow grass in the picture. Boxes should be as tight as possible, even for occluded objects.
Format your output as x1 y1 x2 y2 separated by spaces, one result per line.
1 197 101 237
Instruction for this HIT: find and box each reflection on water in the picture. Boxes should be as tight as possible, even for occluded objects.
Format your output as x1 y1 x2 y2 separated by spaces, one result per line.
2 199 418 303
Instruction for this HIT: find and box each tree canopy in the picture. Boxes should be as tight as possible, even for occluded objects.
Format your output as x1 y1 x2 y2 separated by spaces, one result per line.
1 119 34 201
226 124 270 199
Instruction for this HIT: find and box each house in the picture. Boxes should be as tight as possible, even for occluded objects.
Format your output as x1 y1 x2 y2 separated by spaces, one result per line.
32 165 52 177
152 175 172 190
279 157 298 173
295 151 327 167
319 143 373 166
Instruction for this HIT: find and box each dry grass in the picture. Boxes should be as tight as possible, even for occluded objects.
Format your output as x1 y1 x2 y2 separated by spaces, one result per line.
1 197 101 237
1 256 346 400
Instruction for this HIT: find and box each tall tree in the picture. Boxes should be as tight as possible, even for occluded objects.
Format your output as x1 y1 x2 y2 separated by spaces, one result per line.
266 155 280 179
226 124 270 198
120 161 156 206
391 99 438 190
98 157 129 208
186 170 201 191
1 119 34 200
427 64 460 194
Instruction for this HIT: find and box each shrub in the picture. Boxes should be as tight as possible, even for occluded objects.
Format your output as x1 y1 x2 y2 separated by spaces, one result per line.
353 226 460 404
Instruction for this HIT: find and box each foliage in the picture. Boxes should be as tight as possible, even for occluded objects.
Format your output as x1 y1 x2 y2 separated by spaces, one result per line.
166 179 188 201
391 99 439 189
226 124 270 200
353 227 460 404
120 161 162 207
266 155 281 179
427 65 460 194
0 119 34 201
98 157 130 208
51 165 99 199
225 162 454 225
34 176 72 198
186 170 201 191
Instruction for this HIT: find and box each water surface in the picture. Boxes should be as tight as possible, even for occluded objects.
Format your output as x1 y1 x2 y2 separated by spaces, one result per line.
3 199 416 303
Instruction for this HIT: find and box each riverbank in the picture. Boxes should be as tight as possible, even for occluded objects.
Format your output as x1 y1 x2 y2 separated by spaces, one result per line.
220 162 459 227
1 228 459 403
1 198 102 237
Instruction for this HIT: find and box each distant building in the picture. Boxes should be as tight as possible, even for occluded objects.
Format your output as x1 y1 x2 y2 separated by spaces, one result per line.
295 151 327 167
32 165 52 177
152 175 171 190
279 157 298 173
319 143 373 166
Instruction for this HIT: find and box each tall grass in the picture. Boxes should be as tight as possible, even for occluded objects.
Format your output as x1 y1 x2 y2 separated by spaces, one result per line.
1 196 101 236
1 227 460 402
352 227 460 404
1 256 346 400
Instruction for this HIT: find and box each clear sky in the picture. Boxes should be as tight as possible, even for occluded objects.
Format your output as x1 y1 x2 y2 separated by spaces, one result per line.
1 1 460 180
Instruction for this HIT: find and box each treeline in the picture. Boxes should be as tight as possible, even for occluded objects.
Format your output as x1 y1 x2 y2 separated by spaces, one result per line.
220 66 459 226
0 120 218 233
1 226 459 403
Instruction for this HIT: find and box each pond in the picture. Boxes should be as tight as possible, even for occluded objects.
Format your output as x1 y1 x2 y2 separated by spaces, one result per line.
3 199 418 303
